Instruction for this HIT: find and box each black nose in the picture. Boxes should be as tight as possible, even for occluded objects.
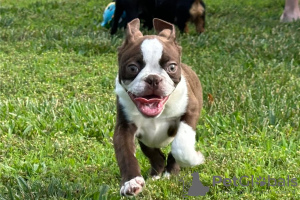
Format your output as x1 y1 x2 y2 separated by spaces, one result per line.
145 75 162 88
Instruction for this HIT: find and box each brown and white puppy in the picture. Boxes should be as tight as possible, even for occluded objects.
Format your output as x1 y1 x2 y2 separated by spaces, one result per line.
113 18 204 197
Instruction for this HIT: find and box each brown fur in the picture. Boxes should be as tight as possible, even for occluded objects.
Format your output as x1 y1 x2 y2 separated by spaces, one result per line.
188 0 205 33
113 98 140 184
181 63 203 129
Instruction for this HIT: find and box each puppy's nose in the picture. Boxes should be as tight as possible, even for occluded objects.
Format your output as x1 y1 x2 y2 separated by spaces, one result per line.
145 75 162 88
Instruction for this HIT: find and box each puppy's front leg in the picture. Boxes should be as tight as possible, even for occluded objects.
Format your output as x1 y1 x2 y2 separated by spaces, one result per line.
113 118 145 196
170 76 205 167
171 122 205 167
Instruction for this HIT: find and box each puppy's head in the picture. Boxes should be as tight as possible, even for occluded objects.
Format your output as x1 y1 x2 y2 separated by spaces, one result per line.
118 18 182 118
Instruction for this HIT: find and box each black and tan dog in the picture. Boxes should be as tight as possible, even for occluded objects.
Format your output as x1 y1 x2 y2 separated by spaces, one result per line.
110 0 205 35
113 18 205 196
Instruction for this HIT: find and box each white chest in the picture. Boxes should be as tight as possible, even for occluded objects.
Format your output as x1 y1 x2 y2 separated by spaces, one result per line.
133 116 179 148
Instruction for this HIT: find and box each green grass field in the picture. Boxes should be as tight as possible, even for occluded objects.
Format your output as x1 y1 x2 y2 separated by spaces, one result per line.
0 0 299 199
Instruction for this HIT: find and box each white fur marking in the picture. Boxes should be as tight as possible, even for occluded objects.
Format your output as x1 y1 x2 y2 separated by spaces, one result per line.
141 38 163 67
115 75 189 148
171 122 205 167
122 38 175 97
163 172 171 179
152 175 161 180
120 176 145 196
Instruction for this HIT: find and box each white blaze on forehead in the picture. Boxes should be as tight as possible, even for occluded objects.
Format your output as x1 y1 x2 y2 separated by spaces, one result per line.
141 38 163 69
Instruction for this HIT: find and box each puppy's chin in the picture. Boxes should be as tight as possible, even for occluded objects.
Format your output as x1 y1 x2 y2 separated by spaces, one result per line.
128 92 169 118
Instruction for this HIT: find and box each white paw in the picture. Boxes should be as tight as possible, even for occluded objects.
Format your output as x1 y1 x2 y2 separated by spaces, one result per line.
152 175 161 180
120 176 145 196
175 151 205 167
163 172 171 179
195 151 205 165
171 122 205 167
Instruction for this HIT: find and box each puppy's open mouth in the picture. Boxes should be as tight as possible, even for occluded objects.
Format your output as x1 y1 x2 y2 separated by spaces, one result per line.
128 92 169 117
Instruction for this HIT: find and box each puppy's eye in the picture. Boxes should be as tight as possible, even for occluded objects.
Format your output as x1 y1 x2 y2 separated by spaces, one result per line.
166 64 177 73
127 64 139 74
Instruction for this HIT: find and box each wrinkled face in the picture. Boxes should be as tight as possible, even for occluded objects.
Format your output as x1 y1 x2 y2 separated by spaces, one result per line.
118 36 181 118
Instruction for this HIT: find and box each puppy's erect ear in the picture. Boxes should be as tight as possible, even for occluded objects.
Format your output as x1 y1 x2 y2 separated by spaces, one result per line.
126 18 143 42
153 18 175 40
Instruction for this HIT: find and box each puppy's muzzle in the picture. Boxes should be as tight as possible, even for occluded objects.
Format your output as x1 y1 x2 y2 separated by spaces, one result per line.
144 75 163 89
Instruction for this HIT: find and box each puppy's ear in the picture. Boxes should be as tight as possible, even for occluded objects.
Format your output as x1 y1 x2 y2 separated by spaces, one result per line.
126 18 143 42
153 18 175 40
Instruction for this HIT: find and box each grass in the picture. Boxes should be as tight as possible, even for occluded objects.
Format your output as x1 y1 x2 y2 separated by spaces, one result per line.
0 0 299 199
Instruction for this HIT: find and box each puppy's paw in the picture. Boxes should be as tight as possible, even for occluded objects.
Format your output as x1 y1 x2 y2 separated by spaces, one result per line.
195 151 205 165
162 172 171 179
151 175 161 180
120 176 145 196
174 151 205 167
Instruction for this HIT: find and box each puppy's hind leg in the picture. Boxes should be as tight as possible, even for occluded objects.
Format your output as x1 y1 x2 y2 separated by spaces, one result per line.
139 141 166 179
164 152 181 178
171 122 205 167
190 0 205 33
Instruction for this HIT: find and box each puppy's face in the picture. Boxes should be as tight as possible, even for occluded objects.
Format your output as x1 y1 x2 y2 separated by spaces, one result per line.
118 19 182 118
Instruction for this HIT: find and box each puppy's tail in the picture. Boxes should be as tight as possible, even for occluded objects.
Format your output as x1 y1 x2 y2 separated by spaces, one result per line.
189 0 205 19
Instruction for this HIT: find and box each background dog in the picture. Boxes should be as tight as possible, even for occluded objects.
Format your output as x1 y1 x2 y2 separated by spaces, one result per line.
110 0 205 35
114 18 205 196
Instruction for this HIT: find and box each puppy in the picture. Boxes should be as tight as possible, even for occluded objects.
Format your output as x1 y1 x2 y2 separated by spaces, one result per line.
110 0 205 35
113 18 205 196
177 0 206 33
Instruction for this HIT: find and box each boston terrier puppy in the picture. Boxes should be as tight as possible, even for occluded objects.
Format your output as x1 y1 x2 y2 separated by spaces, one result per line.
114 18 205 197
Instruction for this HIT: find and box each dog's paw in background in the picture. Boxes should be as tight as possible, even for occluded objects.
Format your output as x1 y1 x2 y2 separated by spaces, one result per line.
120 176 145 196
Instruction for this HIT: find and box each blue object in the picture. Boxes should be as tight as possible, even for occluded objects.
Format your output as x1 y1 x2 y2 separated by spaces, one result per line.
101 2 126 28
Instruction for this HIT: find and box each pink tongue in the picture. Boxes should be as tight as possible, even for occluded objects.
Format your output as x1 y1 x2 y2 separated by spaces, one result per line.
134 97 165 117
